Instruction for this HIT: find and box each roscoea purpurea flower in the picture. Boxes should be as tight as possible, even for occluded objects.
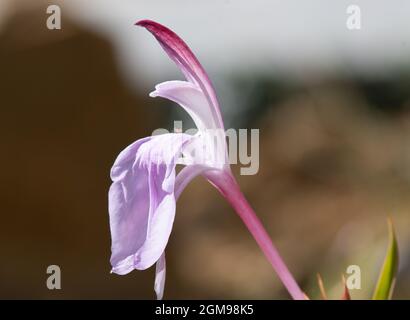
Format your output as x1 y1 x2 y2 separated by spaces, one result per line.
108 19 305 300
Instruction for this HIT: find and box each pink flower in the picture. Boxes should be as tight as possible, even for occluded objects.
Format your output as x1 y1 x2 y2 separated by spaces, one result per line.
108 20 304 300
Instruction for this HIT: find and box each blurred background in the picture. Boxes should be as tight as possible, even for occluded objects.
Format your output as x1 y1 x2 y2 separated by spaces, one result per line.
1 0 410 299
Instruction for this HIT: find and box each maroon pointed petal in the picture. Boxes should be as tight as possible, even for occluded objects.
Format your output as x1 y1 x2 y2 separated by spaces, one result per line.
136 20 224 129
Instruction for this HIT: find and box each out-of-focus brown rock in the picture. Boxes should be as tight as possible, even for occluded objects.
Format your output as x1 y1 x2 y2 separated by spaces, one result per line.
0 8 163 299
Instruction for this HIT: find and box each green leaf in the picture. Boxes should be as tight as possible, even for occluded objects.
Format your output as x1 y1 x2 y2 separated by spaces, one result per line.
372 218 399 300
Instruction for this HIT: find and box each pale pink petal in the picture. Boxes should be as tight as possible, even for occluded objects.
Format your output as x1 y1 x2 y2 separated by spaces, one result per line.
152 165 208 300
154 253 166 300
109 133 193 273
150 80 216 131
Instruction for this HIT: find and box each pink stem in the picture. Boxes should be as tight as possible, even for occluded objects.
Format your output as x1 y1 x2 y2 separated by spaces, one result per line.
205 169 305 300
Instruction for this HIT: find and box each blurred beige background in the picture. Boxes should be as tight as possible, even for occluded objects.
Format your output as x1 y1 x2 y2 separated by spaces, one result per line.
0 1 409 299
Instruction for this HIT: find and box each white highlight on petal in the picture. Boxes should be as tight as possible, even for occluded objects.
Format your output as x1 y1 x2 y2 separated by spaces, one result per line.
150 80 219 131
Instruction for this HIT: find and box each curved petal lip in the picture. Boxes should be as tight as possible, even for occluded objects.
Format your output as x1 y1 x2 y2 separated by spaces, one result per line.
150 80 217 131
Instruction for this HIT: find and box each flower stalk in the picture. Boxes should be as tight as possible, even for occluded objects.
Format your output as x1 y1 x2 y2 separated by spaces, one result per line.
206 170 305 300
